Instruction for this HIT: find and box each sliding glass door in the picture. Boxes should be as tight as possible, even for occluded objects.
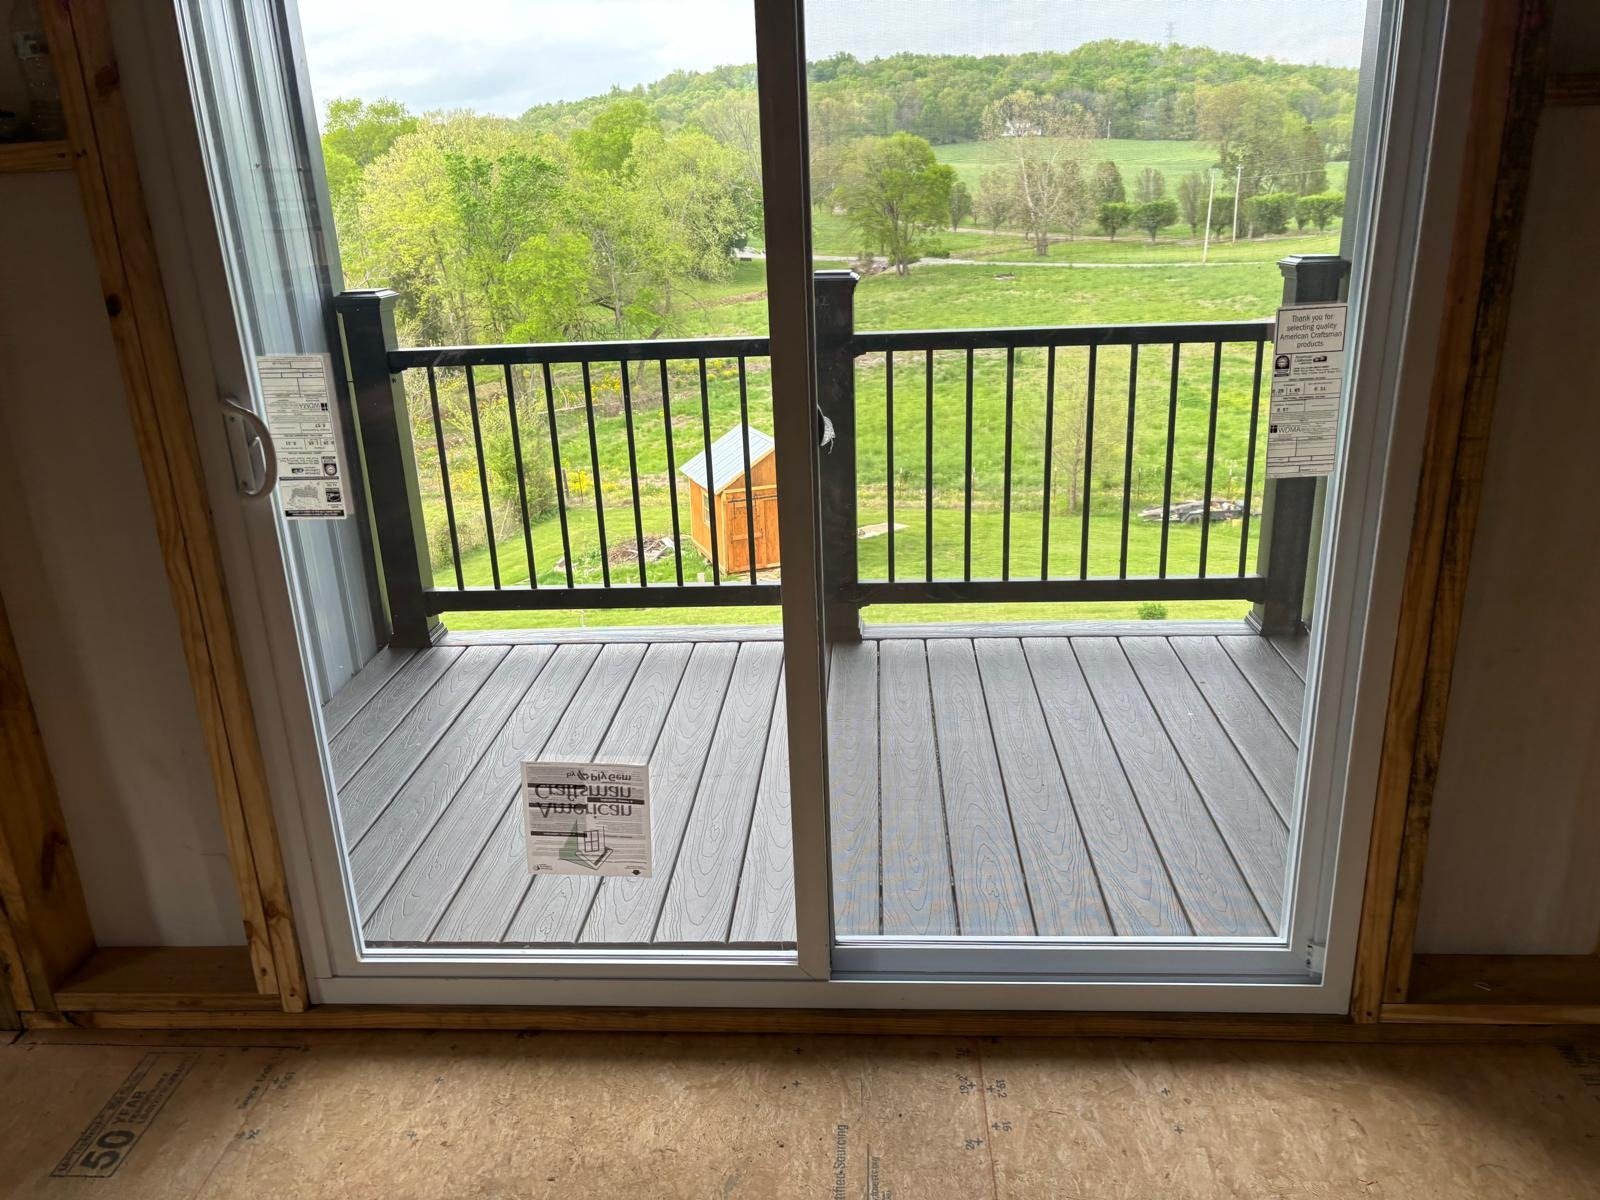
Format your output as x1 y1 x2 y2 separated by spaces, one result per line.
148 0 1447 1008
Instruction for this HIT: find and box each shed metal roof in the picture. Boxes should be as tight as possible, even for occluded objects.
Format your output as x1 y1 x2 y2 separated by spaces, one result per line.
678 424 775 494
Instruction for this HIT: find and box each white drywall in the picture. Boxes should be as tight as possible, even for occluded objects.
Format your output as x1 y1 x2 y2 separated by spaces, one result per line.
0 171 245 947
1413 43 1600 955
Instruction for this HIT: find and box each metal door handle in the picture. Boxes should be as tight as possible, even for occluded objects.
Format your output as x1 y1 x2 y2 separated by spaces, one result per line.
221 395 277 498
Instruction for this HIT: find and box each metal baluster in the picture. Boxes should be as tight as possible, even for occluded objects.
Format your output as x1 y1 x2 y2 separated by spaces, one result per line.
503 365 536 588
1002 346 1015 581
581 360 609 587
885 350 895 583
1238 339 1265 578
963 347 974 582
1120 344 1139 580
426 366 464 589
737 356 757 585
1041 345 1055 581
659 359 684 587
621 361 647 586
1080 344 1096 580
465 366 500 588
1199 342 1222 578
924 348 934 582
698 357 720 585
541 362 575 588
1158 343 1180 578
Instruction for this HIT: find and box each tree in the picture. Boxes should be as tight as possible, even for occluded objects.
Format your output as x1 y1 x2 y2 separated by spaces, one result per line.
1295 191 1344 231
1133 198 1179 242
570 98 659 175
980 92 1095 256
1098 200 1132 240
1176 171 1207 236
1133 167 1166 204
693 90 763 192
947 178 973 230
321 97 417 210
1291 122 1328 194
1092 159 1126 204
975 169 1013 230
1242 191 1296 236
1196 80 1296 198
833 132 955 275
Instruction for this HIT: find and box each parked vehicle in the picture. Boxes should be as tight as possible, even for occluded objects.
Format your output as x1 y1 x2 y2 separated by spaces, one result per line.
1139 498 1248 524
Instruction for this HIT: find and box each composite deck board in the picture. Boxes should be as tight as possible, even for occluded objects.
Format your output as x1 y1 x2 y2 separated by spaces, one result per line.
334 629 1308 950
336 646 507 843
328 646 459 788
730 674 795 944
972 639 1112 936
925 639 1035 935
362 643 599 943
1119 636 1288 919
429 643 641 943
1269 631 1310 681
655 642 784 943
826 642 880 936
876 639 958 936
579 642 740 944
1070 637 1271 936
1021 639 1190 935
1170 636 1298 816
321 646 413 740
350 645 554 916
502 643 691 944
1220 635 1306 739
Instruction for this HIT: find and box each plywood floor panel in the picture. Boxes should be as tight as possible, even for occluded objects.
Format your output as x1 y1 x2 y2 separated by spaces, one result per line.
7 1032 1598 1200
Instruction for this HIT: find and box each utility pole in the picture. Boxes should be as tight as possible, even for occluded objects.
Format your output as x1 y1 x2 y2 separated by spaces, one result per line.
1231 163 1243 241
1202 169 1216 263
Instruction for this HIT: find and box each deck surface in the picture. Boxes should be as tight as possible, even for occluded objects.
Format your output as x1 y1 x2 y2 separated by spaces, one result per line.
325 624 1306 948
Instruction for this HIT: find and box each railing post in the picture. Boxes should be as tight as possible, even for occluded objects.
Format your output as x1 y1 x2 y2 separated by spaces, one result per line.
1252 254 1351 636
814 269 862 642
333 289 440 648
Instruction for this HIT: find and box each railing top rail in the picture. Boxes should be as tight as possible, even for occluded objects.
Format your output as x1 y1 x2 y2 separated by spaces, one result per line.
388 334 773 370
850 318 1274 355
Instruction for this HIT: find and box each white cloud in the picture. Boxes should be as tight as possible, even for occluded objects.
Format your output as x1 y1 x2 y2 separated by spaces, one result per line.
296 0 1367 118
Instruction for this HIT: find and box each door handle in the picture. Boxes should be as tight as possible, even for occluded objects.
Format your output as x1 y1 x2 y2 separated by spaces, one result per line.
221 395 277 499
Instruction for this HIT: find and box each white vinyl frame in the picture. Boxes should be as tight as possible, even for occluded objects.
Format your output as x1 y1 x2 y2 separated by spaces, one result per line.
119 0 1478 1011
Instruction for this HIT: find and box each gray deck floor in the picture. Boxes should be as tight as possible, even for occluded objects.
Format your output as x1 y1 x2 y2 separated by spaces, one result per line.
323 623 1306 949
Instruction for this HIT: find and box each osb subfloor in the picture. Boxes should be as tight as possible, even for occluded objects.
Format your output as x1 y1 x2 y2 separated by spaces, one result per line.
5 1029 1598 1198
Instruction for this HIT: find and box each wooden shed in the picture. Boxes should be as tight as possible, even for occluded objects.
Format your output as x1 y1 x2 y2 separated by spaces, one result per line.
679 424 780 574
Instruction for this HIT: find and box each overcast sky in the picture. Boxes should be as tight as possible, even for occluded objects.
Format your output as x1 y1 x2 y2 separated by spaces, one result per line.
296 0 1368 119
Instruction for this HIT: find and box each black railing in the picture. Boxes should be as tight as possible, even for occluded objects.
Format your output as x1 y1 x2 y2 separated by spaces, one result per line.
336 256 1344 648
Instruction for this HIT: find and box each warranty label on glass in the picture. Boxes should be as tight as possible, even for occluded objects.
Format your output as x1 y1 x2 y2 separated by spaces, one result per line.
521 762 650 877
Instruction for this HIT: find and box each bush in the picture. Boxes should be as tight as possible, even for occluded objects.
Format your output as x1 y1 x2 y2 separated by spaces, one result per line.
1133 198 1179 242
1098 200 1133 240
1295 192 1345 232
1136 601 1168 621
1242 191 1296 236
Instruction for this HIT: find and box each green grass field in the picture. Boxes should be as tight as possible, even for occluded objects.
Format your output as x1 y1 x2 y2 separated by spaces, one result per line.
420 250 1296 630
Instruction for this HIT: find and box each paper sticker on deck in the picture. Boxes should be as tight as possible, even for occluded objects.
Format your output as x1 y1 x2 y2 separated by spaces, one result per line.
259 352 349 518
1266 303 1347 478
522 762 650 876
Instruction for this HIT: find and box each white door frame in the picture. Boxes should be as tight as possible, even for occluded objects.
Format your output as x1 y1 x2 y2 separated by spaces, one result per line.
121 0 1474 1011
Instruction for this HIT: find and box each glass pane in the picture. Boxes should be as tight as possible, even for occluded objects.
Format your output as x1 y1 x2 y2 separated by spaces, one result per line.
804 0 1374 949
263 0 802 953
